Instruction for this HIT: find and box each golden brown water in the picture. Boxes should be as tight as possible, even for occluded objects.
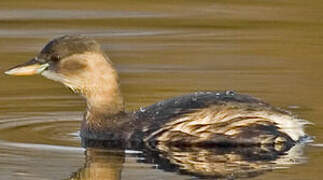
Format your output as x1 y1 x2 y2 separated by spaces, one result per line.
0 0 323 179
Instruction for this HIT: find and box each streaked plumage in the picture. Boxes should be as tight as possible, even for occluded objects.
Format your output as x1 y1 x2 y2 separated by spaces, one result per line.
133 91 309 148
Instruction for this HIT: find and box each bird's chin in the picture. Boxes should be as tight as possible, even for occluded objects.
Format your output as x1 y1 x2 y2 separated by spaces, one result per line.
41 70 64 82
41 70 82 94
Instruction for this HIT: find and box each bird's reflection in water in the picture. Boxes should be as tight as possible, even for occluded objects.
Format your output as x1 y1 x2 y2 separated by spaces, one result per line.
69 140 307 180
146 143 306 179
69 145 125 180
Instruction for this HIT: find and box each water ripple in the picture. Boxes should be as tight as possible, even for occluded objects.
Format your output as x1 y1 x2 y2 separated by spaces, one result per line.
0 112 82 148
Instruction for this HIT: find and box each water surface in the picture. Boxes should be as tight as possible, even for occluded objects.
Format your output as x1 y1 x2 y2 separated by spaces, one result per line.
0 0 323 179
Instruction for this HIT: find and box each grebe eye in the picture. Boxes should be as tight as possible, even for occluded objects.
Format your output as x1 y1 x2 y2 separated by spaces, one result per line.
51 55 60 62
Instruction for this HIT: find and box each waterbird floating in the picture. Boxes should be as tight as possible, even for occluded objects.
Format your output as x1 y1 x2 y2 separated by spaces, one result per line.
5 35 310 148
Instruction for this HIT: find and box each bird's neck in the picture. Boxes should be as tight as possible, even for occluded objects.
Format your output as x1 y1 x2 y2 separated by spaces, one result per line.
83 62 124 119
77 56 127 140
80 79 128 140
84 77 124 117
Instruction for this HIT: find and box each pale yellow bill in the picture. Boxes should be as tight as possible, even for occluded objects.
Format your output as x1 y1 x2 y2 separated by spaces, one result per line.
5 63 49 76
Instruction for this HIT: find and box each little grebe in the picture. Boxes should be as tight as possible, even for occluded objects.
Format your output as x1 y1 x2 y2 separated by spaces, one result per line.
5 35 310 147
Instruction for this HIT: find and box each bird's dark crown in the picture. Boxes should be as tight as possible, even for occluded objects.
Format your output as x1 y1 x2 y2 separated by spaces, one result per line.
37 35 102 63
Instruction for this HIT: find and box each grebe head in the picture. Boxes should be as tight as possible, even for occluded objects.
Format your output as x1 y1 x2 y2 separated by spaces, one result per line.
5 35 124 114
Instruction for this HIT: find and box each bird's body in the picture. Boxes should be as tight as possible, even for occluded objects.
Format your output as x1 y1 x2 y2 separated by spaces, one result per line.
5 35 310 148
80 90 307 149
